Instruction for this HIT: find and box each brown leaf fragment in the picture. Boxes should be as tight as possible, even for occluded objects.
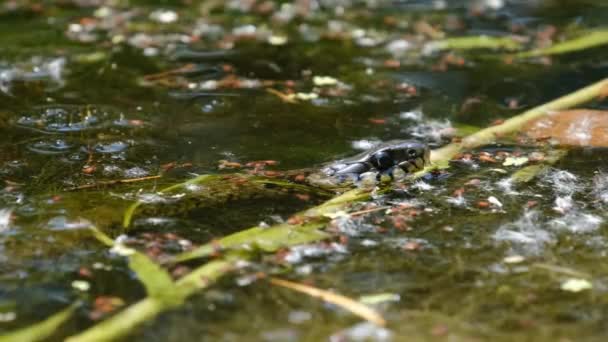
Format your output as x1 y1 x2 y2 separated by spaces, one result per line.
477 201 490 208
478 154 497 163
524 109 608 147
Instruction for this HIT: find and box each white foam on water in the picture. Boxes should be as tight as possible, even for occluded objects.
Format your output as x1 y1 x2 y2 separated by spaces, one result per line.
493 210 554 255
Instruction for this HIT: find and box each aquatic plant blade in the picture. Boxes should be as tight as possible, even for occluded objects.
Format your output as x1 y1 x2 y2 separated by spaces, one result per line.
68 261 233 342
173 222 329 263
175 260 234 296
128 253 179 303
303 188 371 217
88 225 177 302
66 299 164 342
225 222 329 252
517 29 608 57
88 225 115 247
510 150 568 183
431 35 522 51
0 303 78 342
453 123 482 136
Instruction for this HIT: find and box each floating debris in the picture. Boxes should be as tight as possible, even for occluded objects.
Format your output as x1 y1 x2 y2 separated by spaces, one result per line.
286 92 319 101
313 76 339 86
268 35 288 46
149 9 178 24
560 278 593 292
71 280 91 292
488 196 503 208
503 255 525 264
358 293 401 305
503 157 529 166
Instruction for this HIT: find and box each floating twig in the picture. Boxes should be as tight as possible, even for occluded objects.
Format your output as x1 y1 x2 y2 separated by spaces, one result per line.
266 88 298 103
349 206 391 217
268 277 387 326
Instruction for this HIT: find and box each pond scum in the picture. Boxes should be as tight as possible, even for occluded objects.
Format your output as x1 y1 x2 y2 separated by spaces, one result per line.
2 1 608 341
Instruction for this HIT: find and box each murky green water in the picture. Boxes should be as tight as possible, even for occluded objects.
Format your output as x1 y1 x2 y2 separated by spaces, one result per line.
1 1 608 341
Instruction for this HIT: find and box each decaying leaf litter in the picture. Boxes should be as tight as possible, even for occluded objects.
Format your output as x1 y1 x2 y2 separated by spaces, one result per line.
1 1 608 341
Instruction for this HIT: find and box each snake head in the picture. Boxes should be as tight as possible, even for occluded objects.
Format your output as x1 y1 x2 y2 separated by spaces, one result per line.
397 144 431 173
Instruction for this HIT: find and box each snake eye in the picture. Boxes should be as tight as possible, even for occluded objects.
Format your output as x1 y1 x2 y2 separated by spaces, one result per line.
407 149 417 157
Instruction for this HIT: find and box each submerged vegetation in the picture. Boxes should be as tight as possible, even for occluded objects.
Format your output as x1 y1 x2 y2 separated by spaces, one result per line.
1 1 608 341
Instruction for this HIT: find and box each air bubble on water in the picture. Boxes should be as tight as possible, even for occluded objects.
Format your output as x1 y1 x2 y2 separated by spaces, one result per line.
16 105 123 133
0 57 66 94
94 141 129 153
27 139 73 154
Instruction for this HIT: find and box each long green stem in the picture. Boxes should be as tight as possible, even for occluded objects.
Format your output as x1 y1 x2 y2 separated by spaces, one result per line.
0 303 79 342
